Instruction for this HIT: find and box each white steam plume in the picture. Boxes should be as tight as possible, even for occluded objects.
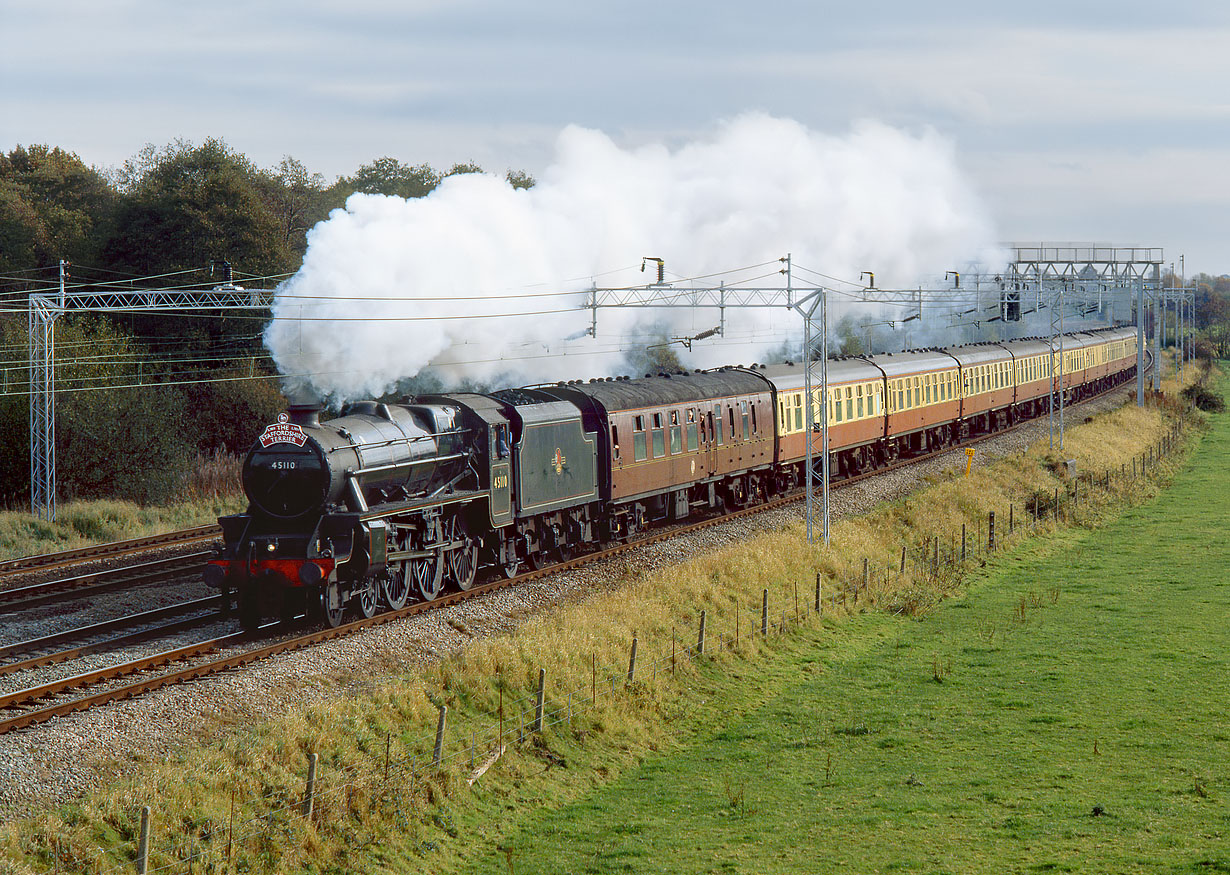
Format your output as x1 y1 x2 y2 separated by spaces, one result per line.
264 114 1000 401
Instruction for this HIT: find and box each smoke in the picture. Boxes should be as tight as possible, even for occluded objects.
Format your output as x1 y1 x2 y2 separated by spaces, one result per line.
264 114 1001 402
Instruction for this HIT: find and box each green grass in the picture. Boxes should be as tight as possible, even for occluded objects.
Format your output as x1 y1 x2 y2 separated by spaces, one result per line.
451 387 1230 873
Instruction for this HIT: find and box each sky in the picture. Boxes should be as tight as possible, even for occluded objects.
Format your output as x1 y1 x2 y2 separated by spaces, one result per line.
2 0 1227 277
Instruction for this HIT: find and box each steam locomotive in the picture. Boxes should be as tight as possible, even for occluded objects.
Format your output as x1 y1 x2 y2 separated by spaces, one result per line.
205 327 1139 629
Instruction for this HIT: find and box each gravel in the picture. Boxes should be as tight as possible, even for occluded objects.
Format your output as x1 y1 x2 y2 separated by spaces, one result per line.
0 388 1135 820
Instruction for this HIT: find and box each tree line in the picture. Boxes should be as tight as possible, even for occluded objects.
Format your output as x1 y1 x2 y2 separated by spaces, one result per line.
0 140 534 507
0 139 533 282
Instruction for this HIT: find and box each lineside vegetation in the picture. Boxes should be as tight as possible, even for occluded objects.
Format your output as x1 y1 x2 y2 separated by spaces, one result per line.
0 362 1212 873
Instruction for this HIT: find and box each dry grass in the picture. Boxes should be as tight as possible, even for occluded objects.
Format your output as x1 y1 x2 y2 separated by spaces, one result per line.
0 368 1210 874
0 453 244 562
0 496 246 562
184 449 244 502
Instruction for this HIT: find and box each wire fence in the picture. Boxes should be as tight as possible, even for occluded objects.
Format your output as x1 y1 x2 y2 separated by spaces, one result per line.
42 408 1198 875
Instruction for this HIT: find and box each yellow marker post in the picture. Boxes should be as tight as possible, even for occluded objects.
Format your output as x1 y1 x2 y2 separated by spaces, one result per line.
964 447 976 477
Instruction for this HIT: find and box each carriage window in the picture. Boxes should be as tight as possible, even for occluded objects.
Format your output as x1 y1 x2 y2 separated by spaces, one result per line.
714 405 724 445
845 386 853 421
793 394 803 431
857 384 864 418
687 409 699 451
652 421 665 458
740 401 750 440
925 377 932 404
611 425 621 461
670 424 682 454
914 377 921 408
751 404 758 434
633 417 647 461
834 393 843 422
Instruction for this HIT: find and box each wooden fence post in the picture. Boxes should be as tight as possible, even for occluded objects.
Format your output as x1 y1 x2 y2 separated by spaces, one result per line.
988 511 995 551
698 610 707 655
627 639 638 683
433 706 447 766
302 754 318 819
815 573 822 614
136 806 150 875
534 668 546 731
761 589 768 635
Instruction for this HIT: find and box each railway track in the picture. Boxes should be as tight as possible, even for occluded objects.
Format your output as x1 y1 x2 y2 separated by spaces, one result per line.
0 375 1146 735
0 524 218 582
0 551 212 612
0 595 225 677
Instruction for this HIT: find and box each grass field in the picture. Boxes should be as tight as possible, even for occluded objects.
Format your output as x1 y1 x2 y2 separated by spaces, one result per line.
457 385 1230 873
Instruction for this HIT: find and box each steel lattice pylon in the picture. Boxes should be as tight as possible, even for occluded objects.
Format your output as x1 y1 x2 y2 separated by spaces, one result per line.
27 285 274 520
28 296 58 520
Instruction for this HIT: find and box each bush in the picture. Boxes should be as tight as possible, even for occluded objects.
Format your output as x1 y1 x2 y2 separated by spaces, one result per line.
1181 383 1225 413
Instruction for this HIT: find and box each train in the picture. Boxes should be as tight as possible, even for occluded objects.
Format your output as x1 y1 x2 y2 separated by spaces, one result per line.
204 326 1140 629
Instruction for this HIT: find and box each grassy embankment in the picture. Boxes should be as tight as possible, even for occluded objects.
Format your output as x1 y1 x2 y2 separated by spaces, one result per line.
481 368 1230 873
0 453 243 560
0 364 1210 873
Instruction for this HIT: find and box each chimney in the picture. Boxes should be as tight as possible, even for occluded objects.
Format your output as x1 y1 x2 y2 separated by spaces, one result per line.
287 403 322 428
